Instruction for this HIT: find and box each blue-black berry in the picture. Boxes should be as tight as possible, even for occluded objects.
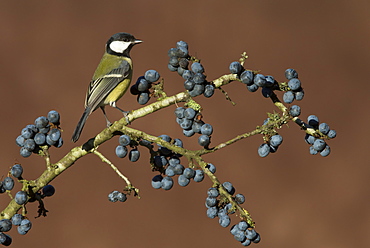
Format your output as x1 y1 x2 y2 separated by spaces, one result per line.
258 143 270 157
183 168 195 179
219 215 231 228
206 206 218 219
34 116 49 128
253 74 266 87
198 134 210 147
229 61 243 74
327 130 337 139
313 139 326 152
3 177 14 191
285 68 298 80
203 84 215 98
0 219 12 232
270 134 283 147
200 123 213 136
0 232 12 246
235 194 245 204
178 174 190 187
137 77 150 91
320 145 331 157
18 219 32 235
319 123 330 135
307 115 319 127
194 170 204 182
129 149 140 162
151 175 163 189
222 182 235 195
240 71 254 85
161 177 174 190
289 105 301 117
176 41 188 50
288 78 301 91
144 70 160 83
14 191 27 205
11 214 24 226
207 187 219 198
42 185 55 197
283 91 295 104
137 91 150 105
119 135 131 146
246 84 259 92
47 110 60 124
184 108 196 120
20 147 32 158
205 163 216 174
116 145 128 158
191 62 204 73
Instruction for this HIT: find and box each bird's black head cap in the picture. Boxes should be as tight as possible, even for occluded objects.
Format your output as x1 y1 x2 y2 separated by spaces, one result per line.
106 32 142 57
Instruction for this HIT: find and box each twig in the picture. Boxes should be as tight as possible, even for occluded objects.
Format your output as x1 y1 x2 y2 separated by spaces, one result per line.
198 129 261 155
92 150 132 187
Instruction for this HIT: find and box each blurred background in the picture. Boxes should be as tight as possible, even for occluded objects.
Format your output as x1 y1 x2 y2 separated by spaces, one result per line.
0 1 369 247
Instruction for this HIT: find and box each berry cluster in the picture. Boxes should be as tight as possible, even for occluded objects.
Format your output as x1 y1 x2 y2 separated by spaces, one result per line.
205 180 260 246
167 41 215 97
0 164 27 205
130 70 161 105
0 163 56 245
304 115 336 157
167 41 189 73
283 69 304 103
150 134 204 190
15 110 62 158
153 134 182 164
230 221 261 246
14 218 32 236
152 155 204 190
238 66 337 158
115 135 140 162
0 214 33 246
257 134 283 158
240 69 277 98
239 67 304 102
174 107 213 148
112 134 145 203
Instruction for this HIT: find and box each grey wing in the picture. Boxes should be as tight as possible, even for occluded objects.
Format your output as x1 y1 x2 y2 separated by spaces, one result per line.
85 60 130 112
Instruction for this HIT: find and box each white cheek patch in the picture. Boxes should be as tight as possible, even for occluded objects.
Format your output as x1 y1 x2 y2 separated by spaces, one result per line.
109 41 131 53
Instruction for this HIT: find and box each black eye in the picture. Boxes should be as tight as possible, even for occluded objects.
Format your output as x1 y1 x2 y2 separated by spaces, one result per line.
123 38 128 42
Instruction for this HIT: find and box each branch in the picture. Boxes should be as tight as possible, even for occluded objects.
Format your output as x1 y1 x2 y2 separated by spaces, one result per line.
0 73 239 220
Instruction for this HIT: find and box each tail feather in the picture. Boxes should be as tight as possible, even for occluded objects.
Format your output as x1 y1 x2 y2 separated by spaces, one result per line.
71 108 91 142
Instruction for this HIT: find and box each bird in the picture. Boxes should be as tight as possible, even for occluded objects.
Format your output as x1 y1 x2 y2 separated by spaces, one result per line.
71 32 142 142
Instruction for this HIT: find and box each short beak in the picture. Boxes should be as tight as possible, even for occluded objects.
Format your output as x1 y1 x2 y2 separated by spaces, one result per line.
134 39 143 44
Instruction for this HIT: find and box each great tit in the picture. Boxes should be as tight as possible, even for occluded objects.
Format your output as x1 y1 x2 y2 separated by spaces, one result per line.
71 32 142 142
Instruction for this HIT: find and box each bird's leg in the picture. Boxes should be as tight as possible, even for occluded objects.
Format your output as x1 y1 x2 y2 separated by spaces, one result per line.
114 105 129 115
111 102 130 124
100 106 112 127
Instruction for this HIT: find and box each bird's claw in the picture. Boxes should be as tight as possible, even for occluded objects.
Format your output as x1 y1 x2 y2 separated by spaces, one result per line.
123 112 131 124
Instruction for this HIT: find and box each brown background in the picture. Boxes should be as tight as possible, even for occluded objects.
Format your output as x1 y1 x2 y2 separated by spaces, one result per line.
0 1 369 247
